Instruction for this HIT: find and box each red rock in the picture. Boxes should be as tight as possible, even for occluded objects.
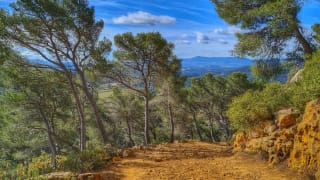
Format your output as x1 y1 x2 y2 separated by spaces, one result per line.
276 109 299 128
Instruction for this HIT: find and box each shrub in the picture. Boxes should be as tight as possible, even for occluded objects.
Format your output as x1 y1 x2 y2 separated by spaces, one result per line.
227 83 290 131
16 164 27 179
289 51 320 110
227 90 269 131
0 160 14 179
227 50 320 132
63 147 107 173
27 151 67 177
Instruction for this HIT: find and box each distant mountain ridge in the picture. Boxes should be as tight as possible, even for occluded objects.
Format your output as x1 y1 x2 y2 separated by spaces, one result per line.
181 56 253 77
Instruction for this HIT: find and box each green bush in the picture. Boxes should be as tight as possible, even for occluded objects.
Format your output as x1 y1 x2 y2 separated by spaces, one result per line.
0 160 14 179
227 50 320 132
16 164 27 180
63 147 107 173
289 51 320 110
27 151 67 178
227 83 290 131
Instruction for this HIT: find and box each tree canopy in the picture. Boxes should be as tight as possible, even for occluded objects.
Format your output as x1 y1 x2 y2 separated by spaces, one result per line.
107 32 177 145
3 0 112 146
212 0 316 59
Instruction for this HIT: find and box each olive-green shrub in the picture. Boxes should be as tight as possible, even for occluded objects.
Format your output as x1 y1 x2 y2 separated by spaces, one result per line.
227 83 290 131
63 147 107 173
227 50 320 132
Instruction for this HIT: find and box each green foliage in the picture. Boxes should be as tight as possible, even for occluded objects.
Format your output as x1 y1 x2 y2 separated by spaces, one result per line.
63 147 107 173
313 24 320 43
15 164 27 180
250 59 283 82
227 83 290 131
187 72 254 140
109 87 143 146
111 32 178 144
27 152 67 177
289 50 320 109
228 50 320 132
0 160 14 179
1 0 319 176
212 0 314 58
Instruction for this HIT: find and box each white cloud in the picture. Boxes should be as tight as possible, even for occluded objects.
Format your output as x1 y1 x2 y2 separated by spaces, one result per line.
195 32 230 45
112 11 176 25
195 32 210 44
175 40 191 45
20 50 39 58
213 26 243 35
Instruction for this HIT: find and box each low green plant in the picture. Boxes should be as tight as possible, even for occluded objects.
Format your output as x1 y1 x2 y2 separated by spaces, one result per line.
289 50 320 110
63 147 107 173
26 151 67 178
16 164 27 180
227 83 290 131
227 50 320 132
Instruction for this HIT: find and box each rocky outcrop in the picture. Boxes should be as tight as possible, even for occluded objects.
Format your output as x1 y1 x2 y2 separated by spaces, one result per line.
233 98 320 177
233 109 299 165
233 132 247 151
268 126 296 165
276 108 299 129
289 99 320 173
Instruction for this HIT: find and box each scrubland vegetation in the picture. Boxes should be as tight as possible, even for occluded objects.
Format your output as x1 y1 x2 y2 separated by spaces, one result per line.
0 0 319 178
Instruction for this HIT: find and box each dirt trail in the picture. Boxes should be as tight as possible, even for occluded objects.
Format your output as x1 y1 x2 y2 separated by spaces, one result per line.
101 141 301 180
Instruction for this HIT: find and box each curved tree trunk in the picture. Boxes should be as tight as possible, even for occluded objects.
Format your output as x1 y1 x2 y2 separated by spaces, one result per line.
78 70 108 144
295 26 313 55
64 71 87 151
39 107 57 169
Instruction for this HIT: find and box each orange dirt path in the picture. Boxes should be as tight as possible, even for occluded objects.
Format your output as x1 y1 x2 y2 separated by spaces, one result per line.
101 141 301 180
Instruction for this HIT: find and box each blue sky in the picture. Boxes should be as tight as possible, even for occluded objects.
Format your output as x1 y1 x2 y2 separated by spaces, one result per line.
1 0 320 58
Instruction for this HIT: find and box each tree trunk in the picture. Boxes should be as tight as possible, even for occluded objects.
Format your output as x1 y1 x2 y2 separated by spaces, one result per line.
192 112 202 141
219 113 230 140
79 104 86 151
151 127 157 141
190 127 194 140
295 26 313 55
143 96 150 145
64 71 87 151
168 104 174 143
39 107 57 169
78 70 108 144
149 120 157 141
208 116 216 142
125 118 135 147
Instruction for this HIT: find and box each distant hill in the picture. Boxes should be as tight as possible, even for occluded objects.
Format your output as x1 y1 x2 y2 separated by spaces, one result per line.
181 56 253 77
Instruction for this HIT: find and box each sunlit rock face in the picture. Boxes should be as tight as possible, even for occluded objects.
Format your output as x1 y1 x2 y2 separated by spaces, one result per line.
289 98 320 172
233 98 320 176
276 108 299 129
233 109 299 165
